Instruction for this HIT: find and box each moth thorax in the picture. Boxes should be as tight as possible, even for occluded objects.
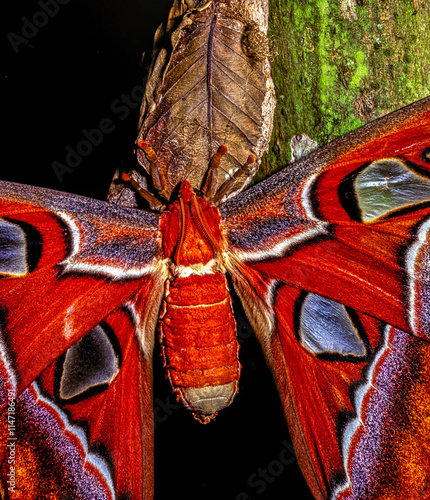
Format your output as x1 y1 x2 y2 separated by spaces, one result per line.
159 181 224 267
159 271 241 422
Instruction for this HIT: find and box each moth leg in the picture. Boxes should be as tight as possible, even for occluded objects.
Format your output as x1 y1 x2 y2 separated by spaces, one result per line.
137 140 169 198
122 172 166 212
212 153 257 204
201 145 228 200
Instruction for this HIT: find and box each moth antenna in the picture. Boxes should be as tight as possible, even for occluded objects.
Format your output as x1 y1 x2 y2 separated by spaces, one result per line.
201 145 228 200
137 140 169 199
122 172 166 212
137 140 157 163
212 153 257 204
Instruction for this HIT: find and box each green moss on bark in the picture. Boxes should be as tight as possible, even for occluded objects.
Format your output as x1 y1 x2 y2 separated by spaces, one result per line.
257 0 430 181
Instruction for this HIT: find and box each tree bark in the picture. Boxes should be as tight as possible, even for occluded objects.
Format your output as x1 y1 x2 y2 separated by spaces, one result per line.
258 0 430 181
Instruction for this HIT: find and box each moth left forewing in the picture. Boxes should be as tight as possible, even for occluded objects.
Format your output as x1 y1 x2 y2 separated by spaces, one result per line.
0 180 162 279
0 180 164 395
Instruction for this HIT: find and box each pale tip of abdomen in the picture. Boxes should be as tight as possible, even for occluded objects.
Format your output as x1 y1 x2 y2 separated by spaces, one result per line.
181 382 238 423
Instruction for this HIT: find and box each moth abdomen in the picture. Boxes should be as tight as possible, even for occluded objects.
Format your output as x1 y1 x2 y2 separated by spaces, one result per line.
159 272 240 422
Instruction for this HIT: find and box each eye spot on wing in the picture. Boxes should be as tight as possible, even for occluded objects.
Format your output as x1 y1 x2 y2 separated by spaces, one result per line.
299 293 366 358
354 158 430 223
0 219 28 277
57 323 120 403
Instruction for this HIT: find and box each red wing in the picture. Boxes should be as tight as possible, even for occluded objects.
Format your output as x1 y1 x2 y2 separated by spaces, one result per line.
0 181 165 498
0 299 158 499
37 300 156 499
261 285 430 499
269 286 381 499
0 382 117 499
0 181 162 399
222 97 430 498
221 96 430 336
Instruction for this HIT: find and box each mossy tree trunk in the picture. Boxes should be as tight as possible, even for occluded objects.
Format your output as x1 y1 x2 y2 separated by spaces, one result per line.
258 0 430 180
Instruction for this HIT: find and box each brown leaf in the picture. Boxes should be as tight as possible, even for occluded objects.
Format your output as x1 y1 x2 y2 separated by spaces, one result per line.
137 0 275 202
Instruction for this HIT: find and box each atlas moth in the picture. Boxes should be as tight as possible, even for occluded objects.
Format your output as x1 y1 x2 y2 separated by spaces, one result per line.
1 0 430 498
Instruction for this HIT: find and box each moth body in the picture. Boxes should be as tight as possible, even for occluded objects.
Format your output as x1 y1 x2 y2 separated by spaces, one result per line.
159 181 241 421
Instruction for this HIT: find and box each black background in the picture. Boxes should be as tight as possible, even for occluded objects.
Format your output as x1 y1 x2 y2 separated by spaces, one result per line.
1 1 313 498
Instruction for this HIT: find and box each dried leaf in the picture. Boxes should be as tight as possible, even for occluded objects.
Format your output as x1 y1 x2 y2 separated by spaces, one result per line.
137 0 275 202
